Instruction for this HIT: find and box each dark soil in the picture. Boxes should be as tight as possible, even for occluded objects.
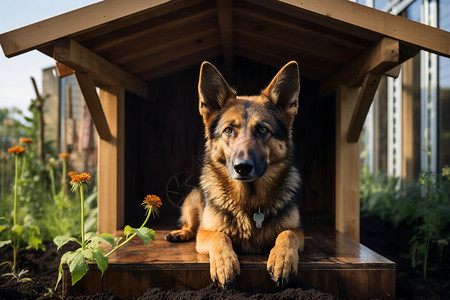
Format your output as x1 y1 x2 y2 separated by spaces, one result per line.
360 215 450 300
1 215 449 299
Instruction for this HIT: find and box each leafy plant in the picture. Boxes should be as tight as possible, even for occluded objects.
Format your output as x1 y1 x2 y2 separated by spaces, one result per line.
0 145 44 279
360 165 450 278
53 173 161 288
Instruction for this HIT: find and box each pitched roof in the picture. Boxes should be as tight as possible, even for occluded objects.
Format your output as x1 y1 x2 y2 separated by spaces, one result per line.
1 0 449 94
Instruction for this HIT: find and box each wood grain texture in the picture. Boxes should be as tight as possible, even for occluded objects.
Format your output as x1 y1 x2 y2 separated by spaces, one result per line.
335 85 360 241
347 72 382 143
54 39 148 98
63 228 395 299
97 87 125 233
75 72 112 141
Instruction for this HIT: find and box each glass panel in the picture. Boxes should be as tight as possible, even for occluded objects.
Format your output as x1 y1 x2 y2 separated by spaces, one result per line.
439 0 450 168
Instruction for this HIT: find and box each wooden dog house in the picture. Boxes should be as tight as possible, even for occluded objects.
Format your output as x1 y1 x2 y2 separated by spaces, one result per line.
1 0 449 298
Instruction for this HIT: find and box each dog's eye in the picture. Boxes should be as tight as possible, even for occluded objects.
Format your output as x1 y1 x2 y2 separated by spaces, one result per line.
223 127 233 136
256 126 269 136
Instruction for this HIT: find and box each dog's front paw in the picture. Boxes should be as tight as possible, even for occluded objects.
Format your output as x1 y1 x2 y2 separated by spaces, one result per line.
209 248 240 288
165 229 194 242
267 244 299 287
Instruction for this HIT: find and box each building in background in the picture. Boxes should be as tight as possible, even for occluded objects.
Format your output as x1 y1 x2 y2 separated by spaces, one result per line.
356 0 450 183
42 67 97 173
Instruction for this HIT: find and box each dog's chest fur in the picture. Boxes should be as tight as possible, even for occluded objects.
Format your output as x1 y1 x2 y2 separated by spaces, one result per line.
199 165 301 254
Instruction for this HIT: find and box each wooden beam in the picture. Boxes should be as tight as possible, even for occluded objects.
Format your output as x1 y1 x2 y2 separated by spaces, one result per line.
248 0 450 58
125 33 221 74
54 38 148 98
216 0 234 76
55 62 75 78
385 65 402 78
347 73 382 143
75 71 112 141
97 87 125 233
108 17 218 65
336 85 360 241
319 37 399 99
140 46 222 81
0 0 172 57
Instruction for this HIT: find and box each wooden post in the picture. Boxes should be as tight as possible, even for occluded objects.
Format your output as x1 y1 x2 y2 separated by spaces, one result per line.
336 85 360 241
97 86 125 233
30 77 45 165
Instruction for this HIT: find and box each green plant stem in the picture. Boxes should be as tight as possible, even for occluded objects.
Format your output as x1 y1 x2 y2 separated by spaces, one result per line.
105 207 152 257
20 155 26 180
13 155 18 226
49 167 56 199
80 183 85 250
61 158 67 195
12 247 17 273
12 154 19 274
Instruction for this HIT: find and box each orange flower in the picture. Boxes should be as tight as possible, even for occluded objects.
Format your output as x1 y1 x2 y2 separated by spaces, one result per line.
59 153 69 159
142 195 162 209
67 171 78 177
8 146 25 155
70 172 92 185
20 137 32 144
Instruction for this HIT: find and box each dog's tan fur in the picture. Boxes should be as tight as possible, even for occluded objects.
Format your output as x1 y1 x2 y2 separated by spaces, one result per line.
166 61 304 287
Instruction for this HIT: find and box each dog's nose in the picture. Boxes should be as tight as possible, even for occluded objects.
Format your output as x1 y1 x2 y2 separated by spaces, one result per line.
234 160 254 176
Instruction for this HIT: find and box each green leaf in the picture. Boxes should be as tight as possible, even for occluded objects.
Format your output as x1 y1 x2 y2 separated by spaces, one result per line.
27 234 44 250
12 225 23 236
87 249 109 277
67 250 89 285
0 225 7 233
54 236 79 251
98 235 115 249
134 227 155 247
56 251 72 290
0 240 12 249
123 225 135 237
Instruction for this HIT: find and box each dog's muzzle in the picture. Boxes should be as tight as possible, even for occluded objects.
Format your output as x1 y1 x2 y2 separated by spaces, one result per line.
229 156 266 181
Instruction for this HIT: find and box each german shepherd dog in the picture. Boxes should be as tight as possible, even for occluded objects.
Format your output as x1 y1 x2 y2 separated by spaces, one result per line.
166 61 304 288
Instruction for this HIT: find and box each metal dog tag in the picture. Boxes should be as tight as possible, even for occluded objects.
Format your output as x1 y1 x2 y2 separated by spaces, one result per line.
253 211 264 228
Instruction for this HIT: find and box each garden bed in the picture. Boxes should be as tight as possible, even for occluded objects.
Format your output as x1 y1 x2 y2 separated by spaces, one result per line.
0 215 449 299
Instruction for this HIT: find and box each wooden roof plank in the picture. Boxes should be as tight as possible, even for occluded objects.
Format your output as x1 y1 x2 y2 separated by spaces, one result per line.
0 0 173 57
75 71 112 141
235 47 325 81
53 39 148 98
108 18 219 66
141 46 222 81
234 16 357 64
216 0 234 76
84 1 216 53
347 72 382 143
251 0 450 58
235 1 369 55
318 37 399 99
234 32 336 78
128 33 221 75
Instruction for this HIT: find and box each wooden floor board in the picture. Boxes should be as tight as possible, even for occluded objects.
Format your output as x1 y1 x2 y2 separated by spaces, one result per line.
63 227 395 299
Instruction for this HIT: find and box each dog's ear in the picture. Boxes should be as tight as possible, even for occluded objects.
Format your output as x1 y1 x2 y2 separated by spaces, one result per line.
262 61 300 121
198 61 235 121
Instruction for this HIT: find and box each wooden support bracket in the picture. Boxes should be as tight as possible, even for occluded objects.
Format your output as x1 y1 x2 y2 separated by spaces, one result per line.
347 73 382 143
319 37 399 99
54 38 148 98
75 71 112 141
216 0 234 77
55 62 75 78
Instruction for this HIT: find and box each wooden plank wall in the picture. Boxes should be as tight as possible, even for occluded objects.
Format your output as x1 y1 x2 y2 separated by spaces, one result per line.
124 57 335 228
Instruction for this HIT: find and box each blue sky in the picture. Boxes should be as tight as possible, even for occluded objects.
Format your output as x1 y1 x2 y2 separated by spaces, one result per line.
0 0 101 116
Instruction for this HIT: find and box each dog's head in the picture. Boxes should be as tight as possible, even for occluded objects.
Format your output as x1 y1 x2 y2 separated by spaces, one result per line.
198 61 300 182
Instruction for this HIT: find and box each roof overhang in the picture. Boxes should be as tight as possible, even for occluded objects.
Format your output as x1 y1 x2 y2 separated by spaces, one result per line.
1 0 449 141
